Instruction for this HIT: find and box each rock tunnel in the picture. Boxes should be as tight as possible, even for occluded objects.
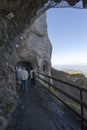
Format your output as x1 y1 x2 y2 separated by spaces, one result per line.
16 61 33 73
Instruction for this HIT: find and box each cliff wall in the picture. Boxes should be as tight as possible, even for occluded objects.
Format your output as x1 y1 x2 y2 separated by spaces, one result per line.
0 13 52 129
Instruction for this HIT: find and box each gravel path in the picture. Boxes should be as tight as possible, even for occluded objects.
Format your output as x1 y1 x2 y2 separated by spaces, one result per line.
6 82 81 130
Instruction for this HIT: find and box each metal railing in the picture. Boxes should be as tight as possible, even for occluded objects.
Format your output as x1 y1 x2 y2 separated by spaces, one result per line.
37 72 87 130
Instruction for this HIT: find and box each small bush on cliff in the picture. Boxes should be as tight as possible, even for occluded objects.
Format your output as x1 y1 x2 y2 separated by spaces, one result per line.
1 103 13 115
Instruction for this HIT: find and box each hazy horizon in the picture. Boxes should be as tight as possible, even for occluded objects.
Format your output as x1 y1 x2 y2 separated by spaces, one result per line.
52 64 87 74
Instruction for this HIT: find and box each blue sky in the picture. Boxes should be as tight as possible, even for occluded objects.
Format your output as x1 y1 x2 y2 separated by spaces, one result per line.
46 8 87 67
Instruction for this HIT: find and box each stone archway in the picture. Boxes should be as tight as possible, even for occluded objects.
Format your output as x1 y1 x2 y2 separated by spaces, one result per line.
42 60 49 73
16 61 33 73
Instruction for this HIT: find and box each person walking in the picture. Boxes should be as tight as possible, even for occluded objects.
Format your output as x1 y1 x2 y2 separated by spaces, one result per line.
30 69 36 88
16 66 22 85
20 68 29 92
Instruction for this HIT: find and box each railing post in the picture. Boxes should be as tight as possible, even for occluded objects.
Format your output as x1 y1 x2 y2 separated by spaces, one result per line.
36 72 39 87
80 89 84 130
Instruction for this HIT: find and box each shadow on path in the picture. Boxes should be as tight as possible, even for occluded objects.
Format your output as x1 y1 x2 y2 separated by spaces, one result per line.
6 82 81 130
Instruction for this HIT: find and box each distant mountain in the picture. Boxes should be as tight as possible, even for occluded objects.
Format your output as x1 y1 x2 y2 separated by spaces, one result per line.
53 65 87 77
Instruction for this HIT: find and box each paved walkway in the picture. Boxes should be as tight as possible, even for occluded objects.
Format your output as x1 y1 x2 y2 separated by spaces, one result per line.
6 82 81 130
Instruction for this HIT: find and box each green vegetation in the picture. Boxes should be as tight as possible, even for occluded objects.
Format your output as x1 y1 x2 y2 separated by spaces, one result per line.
16 84 20 92
1 103 13 115
64 70 82 74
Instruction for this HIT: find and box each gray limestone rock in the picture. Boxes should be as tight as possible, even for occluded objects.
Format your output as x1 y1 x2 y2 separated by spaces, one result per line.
15 13 52 74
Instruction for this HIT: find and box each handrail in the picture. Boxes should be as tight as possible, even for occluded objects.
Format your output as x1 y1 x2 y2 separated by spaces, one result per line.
39 76 87 108
38 72 87 92
38 81 87 123
37 72 87 130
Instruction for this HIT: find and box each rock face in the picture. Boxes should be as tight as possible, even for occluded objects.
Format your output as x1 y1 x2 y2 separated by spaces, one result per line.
15 13 52 74
0 13 52 129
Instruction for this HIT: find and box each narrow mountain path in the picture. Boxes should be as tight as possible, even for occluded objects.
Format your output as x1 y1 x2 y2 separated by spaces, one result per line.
6 82 81 130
